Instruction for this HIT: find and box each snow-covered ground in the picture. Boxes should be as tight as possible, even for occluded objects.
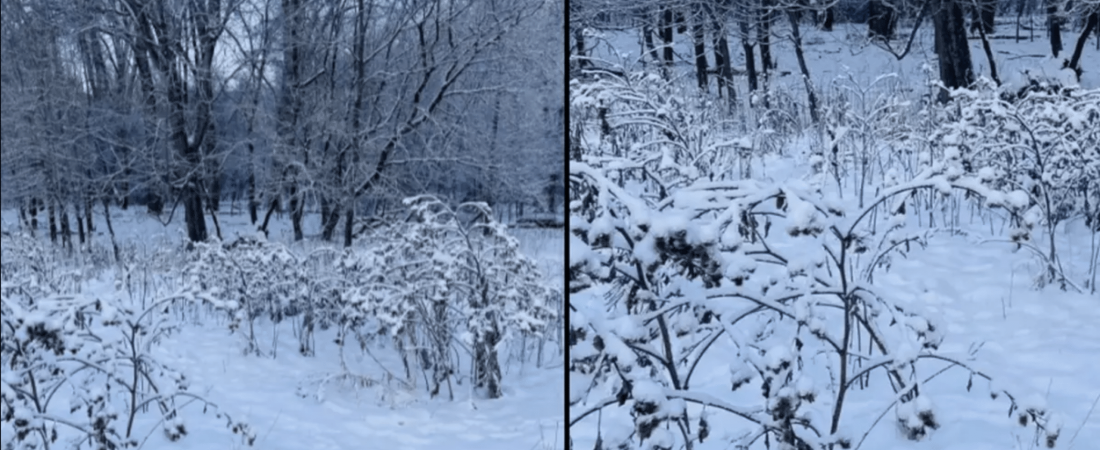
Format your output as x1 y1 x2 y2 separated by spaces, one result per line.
570 18 1099 450
570 230 1100 449
147 321 564 450
0 207 565 450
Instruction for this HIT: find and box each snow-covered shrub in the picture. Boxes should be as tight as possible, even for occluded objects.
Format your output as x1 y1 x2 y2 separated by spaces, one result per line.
334 219 454 396
180 203 556 401
820 73 916 207
1 233 84 296
183 236 325 356
569 68 1063 450
929 82 1100 289
388 196 557 399
571 68 736 184
1 264 253 449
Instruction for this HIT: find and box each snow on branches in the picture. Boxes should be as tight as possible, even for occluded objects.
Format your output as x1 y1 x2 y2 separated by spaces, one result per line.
931 81 1100 289
569 70 1063 450
1 235 254 450
182 196 557 400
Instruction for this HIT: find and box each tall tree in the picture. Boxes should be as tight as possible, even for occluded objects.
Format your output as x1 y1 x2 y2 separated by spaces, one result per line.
933 0 975 100
1048 0 1064 56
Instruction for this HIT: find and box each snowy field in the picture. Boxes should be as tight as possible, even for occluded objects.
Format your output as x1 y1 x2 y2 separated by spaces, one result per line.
571 219 1100 450
0 207 565 450
570 17 1098 450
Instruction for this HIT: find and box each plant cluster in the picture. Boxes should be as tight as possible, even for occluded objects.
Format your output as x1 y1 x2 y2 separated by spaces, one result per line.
183 196 559 399
568 68 1071 450
1 235 254 450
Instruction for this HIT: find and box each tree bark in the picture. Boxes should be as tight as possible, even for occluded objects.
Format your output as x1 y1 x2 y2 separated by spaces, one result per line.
642 17 661 65
660 6 675 67
692 4 709 91
103 198 120 263
59 201 72 250
343 205 356 247
248 145 258 224
976 14 1002 84
280 0 304 242
49 199 57 243
971 0 997 35
571 0 587 73
76 201 86 246
739 17 759 93
1048 0 1063 57
758 0 774 73
869 0 898 40
29 198 39 237
933 0 975 101
788 11 820 123
710 5 735 103
1067 10 1099 79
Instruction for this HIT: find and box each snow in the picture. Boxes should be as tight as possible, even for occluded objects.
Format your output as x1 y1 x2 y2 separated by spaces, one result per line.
764 345 792 371
568 29 1100 443
0 207 565 450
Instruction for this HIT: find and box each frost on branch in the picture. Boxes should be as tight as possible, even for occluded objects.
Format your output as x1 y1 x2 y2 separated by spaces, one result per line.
1 235 253 449
568 68 1061 449
929 83 1099 289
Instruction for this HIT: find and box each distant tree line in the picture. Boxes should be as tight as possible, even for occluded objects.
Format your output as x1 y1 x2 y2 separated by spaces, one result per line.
571 0 1098 109
1 0 564 248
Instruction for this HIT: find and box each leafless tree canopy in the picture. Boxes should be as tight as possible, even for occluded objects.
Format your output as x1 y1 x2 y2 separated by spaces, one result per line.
1 0 564 246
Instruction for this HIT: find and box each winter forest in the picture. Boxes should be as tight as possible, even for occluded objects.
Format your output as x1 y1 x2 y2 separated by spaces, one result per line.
2 0 564 449
568 0 1098 450
2 0 1099 449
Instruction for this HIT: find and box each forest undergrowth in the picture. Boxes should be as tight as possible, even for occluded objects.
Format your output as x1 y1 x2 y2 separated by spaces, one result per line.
568 50 1099 450
1 196 562 450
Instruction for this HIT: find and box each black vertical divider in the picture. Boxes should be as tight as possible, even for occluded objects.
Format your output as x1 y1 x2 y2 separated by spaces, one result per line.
562 0 572 446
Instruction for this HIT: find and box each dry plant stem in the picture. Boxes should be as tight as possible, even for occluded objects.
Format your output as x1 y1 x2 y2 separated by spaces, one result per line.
1068 393 1100 448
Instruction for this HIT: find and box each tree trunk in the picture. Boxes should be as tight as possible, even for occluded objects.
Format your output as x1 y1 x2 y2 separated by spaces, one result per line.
208 201 223 241
971 0 996 35
474 285 503 399
258 197 279 237
75 201 86 246
343 205 355 247
1048 0 1063 57
571 0 587 73
289 185 304 241
183 187 208 242
739 18 759 93
321 197 339 241
84 196 93 233
48 200 57 243
976 14 1002 84
711 7 735 103
280 0 304 242
1067 10 1099 79
29 197 39 237
823 6 835 31
691 4 708 91
103 198 121 263
643 23 660 65
659 6 675 67
933 0 975 101
248 152 258 224
758 0 774 73
59 201 72 250
869 0 898 39
788 11 820 123
207 176 221 214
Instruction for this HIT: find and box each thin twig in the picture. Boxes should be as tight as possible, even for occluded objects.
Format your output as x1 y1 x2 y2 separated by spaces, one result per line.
1068 393 1100 449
